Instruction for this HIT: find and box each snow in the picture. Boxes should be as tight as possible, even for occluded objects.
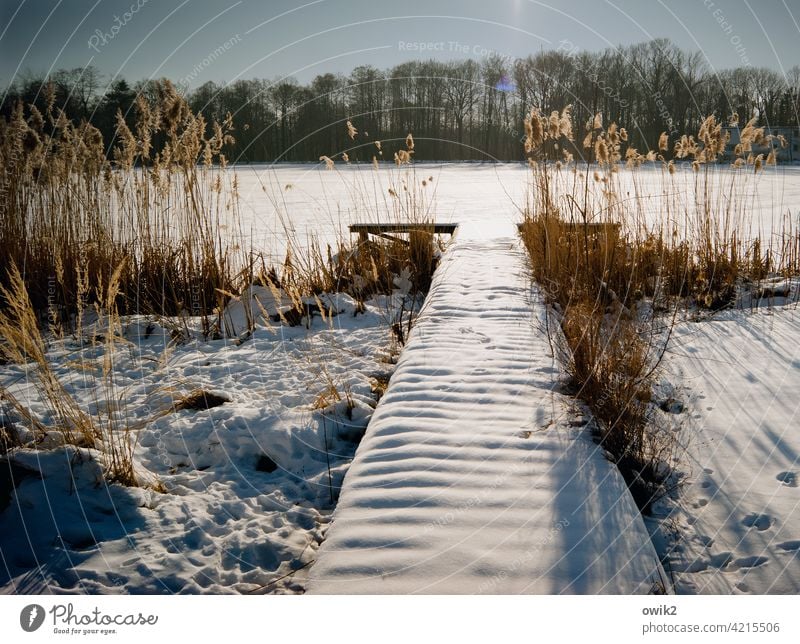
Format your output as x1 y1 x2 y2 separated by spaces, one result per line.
2 163 800 595
232 162 800 261
653 298 800 594
307 222 667 593
1 296 396 593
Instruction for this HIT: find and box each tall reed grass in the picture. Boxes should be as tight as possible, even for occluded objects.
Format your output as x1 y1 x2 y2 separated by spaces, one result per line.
519 107 795 511
0 97 442 486
0 261 165 486
255 130 442 342
0 80 242 337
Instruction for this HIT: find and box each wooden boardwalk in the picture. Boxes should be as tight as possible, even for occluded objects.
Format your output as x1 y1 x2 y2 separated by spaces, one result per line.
307 221 667 594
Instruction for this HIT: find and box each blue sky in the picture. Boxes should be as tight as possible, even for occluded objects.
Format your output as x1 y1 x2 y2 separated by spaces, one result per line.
1 0 799 90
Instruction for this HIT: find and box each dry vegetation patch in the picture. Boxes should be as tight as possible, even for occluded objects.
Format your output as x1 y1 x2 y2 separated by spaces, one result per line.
0 101 442 490
519 107 795 512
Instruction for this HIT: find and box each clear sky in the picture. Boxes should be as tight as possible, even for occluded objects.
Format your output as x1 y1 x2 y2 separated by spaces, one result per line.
1 0 799 91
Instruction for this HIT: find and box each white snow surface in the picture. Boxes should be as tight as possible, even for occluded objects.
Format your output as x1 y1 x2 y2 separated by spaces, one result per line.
655 302 800 594
0 295 395 594
308 222 668 594
234 162 800 262
3 164 800 594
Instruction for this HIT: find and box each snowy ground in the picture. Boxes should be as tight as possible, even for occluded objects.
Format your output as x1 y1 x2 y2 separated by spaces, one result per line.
652 292 800 594
0 293 402 593
2 164 800 594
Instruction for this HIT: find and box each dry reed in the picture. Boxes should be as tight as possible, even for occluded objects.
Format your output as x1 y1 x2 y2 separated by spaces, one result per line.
519 106 796 511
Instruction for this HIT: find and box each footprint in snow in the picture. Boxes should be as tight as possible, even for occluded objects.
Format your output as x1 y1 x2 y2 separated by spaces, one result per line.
458 327 490 343
696 534 714 548
693 498 709 508
776 471 798 487
707 551 733 569
730 555 769 570
742 513 773 531
673 558 707 573
776 540 800 552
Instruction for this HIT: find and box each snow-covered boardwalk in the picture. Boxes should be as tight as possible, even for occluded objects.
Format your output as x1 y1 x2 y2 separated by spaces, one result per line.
307 222 667 594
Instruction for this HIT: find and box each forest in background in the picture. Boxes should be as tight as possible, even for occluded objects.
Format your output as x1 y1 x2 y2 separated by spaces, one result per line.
2 38 799 162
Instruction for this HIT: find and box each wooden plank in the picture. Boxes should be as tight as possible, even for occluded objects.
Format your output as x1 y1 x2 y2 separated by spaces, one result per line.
516 221 620 233
349 223 458 235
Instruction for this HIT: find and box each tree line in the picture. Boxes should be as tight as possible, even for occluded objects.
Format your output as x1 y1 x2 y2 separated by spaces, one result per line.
3 38 799 162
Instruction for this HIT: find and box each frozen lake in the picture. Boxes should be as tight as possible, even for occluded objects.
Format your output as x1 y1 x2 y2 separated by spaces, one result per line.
226 162 800 263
